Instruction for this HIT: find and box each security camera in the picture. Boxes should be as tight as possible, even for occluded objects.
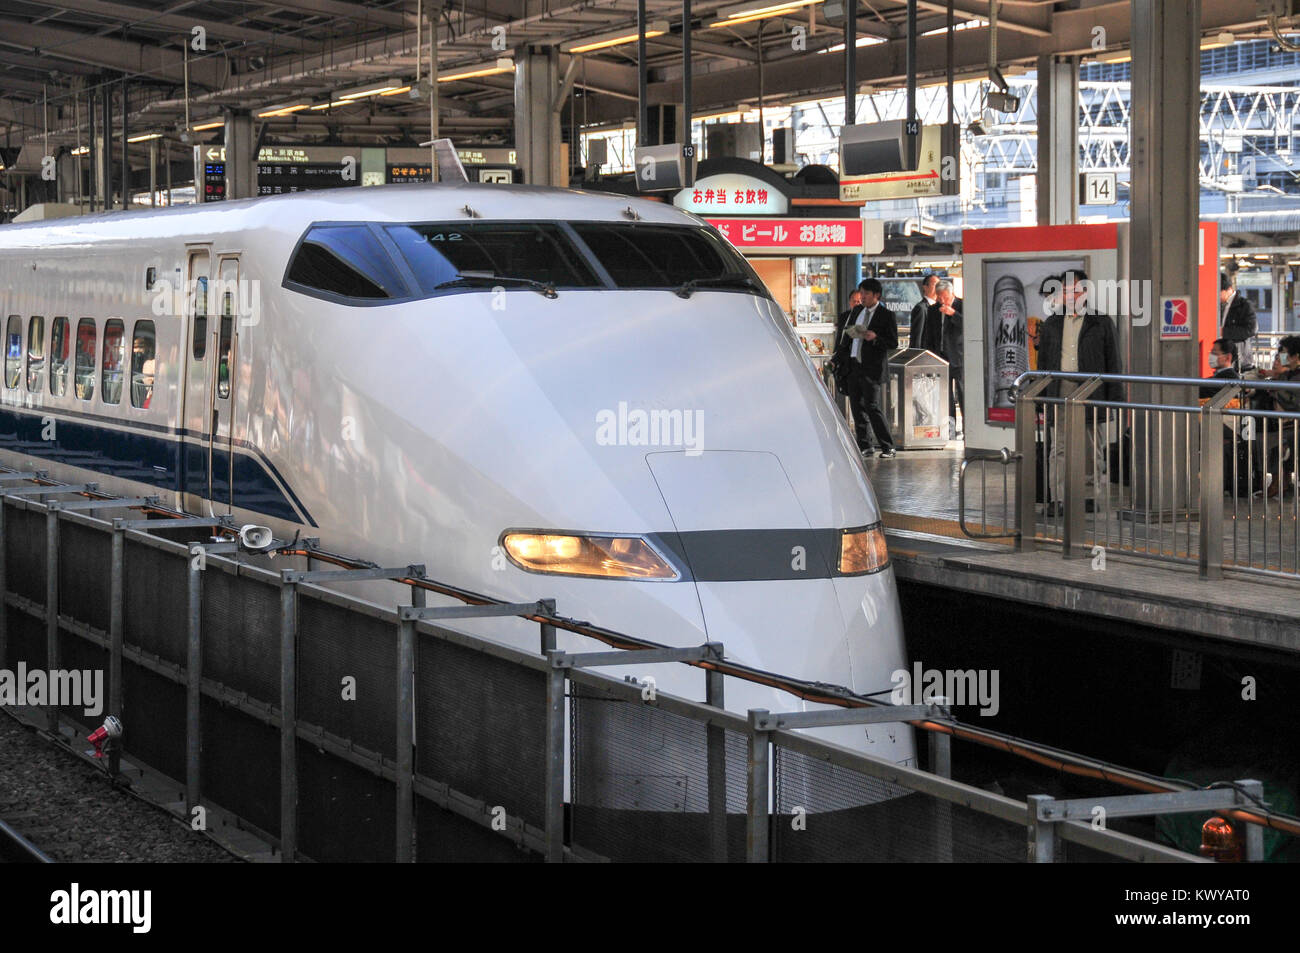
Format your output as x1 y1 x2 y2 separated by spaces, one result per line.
238 524 275 552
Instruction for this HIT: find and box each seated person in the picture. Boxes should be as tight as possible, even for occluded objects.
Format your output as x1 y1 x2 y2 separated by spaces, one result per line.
1251 335 1300 497
1199 338 1240 402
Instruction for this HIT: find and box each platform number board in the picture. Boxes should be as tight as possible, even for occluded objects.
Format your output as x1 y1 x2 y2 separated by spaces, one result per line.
1079 171 1117 206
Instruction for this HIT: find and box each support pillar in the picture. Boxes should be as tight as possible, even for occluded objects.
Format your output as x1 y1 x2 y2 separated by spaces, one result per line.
1036 55 1079 227
223 111 255 200
514 47 563 186
1129 0 1201 512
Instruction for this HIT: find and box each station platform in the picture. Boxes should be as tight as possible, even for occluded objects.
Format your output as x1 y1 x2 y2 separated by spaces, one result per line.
870 445 1300 658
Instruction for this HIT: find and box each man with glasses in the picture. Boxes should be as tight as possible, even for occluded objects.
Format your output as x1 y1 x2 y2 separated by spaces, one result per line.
1036 269 1123 514
1252 336 1300 498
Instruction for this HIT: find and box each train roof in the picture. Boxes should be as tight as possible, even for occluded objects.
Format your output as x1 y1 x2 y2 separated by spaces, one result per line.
0 182 702 251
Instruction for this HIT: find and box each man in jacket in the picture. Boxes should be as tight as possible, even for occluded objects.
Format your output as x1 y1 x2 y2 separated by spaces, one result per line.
1254 335 1300 497
1220 273 1257 370
909 275 941 354
832 278 899 458
1037 269 1123 510
935 280 964 436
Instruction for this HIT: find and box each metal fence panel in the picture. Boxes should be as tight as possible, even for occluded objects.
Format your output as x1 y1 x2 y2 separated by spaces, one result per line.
297 742 395 862
122 540 188 667
201 569 279 703
415 633 548 830
772 743 1026 862
121 663 187 784
200 698 280 839
4 610 45 672
58 519 110 632
415 796 542 863
570 681 748 862
57 627 107 732
5 505 45 604
297 595 396 760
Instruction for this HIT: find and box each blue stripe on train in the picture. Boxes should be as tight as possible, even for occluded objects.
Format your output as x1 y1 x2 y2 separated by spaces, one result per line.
0 406 314 525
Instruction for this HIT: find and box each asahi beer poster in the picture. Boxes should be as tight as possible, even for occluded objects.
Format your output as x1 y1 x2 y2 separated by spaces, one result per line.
983 257 1085 424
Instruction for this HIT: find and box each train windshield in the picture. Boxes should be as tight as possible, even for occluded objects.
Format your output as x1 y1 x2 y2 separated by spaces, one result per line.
385 223 601 294
570 223 761 292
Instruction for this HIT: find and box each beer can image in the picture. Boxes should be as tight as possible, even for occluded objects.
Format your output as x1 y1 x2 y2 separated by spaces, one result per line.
990 275 1029 410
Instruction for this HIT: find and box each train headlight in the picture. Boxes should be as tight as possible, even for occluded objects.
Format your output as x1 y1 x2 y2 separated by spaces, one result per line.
501 532 679 580
838 523 889 575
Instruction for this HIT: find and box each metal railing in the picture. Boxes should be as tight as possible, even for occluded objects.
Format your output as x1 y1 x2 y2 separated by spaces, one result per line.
0 469 1293 861
959 371 1300 583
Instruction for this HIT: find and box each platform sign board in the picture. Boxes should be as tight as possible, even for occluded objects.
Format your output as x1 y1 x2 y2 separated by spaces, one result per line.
1160 296 1193 340
1079 171 1117 206
705 217 882 255
674 173 789 214
839 124 947 202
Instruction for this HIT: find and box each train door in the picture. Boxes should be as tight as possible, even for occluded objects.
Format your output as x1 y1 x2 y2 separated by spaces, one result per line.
206 256 240 514
181 247 211 514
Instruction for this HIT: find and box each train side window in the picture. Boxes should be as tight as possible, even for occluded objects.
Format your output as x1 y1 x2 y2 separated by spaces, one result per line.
4 316 20 389
217 293 233 399
101 319 125 405
285 225 405 299
75 320 97 401
192 275 208 360
131 320 156 409
49 318 71 398
26 316 45 392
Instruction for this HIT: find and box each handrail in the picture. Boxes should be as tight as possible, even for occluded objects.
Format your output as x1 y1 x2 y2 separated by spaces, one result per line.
958 448 1020 540
1014 368 1300 394
6 466 1300 842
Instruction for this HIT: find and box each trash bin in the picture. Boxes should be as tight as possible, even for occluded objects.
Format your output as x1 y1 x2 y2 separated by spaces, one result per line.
886 348 950 449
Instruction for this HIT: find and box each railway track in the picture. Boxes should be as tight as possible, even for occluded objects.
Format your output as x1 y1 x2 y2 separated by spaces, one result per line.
0 816 53 863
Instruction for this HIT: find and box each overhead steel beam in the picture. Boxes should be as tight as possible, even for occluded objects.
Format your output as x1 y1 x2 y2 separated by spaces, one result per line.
0 19 225 87
241 0 410 29
31 0 308 46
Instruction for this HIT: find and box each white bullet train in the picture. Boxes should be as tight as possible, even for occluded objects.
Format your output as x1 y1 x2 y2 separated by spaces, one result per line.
0 183 914 777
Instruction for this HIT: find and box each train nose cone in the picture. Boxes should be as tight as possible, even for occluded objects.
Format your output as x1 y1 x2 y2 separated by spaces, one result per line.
647 450 914 768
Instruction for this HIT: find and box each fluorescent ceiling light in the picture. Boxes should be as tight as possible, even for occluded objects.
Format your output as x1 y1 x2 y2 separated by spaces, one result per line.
438 58 515 82
379 85 412 95
920 18 986 37
338 80 405 100
1201 31 1235 49
709 1 815 27
257 103 311 118
127 132 161 142
70 145 89 156
561 21 669 53
820 35 887 53
719 0 818 18
192 120 224 131
1095 48 1131 64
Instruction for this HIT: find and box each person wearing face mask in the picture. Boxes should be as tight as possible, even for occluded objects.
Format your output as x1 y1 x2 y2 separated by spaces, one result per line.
1252 336 1300 498
1199 338 1240 400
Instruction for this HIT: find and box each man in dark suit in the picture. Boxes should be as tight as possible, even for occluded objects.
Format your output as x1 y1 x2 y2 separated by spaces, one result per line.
909 275 941 353
832 277 899 458
1220 272 1257 369
1037 269 1123 510
935 280 964 435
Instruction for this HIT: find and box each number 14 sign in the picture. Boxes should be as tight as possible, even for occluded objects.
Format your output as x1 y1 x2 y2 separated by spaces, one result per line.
1079 171 1117 206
